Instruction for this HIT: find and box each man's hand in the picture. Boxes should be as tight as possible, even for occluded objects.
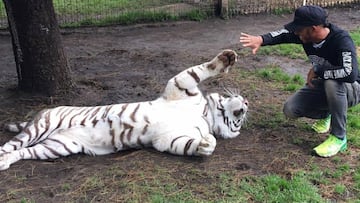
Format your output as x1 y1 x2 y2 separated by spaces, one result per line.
307 68 318 88
239 32 263 54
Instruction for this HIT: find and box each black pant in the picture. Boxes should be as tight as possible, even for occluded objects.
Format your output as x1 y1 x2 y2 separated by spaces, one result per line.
283 79 360 139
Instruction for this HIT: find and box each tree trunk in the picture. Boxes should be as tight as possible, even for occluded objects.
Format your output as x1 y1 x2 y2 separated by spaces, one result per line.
3 0 73 96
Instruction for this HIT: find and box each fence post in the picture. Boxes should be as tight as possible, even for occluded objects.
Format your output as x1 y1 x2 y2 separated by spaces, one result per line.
219 0 229 19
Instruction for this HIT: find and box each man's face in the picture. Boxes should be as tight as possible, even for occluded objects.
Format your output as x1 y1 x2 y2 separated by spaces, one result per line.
294 26 314 43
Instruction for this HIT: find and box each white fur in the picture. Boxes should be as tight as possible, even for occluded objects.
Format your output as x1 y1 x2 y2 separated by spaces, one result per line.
0 50 248 170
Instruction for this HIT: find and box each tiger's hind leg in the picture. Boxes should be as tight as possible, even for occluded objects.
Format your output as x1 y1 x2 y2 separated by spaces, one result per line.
0 131 33 155
0 122 29 155
0 136 84 171
1 110 55 155
0 124 46 156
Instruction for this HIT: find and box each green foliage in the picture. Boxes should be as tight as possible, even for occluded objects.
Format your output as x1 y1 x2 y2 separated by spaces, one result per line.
350 27 360 46
307 165 330 185
77 166 327 202
53 0 182 15
20 198 35 203
349 28 360 62
258 44 307 60
240 173 323 202
180 9 209 21
347 27 360 147
63 11 178 27
61 9 207 27
0 1 6 19
257 65 291 82
334 184 346 195
252 105 288 128
0 0 210 27
355 166 360 192
54 0 209 27
255 65 305 92
272 8 293 15
347 105 360 148
331 164 351 179
61 183 71 192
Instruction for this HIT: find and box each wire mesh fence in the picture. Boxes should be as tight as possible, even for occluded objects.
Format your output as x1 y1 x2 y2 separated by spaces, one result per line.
0 0 359 29
227 0 360 15
52 0 216 27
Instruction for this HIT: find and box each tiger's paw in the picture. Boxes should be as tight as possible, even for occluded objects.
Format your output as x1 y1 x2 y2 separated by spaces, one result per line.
196 134 216 156
207 50 237 73
218 49 237 67
0 153 12 171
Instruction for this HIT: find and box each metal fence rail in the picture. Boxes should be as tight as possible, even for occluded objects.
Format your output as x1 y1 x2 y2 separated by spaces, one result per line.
0 0 359 29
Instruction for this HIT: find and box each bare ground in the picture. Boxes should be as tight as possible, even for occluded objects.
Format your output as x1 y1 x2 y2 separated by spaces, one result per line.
0 6 359 202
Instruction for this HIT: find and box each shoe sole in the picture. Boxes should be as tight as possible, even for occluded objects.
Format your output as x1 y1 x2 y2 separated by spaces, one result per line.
311 126 330 134
312 143 347 158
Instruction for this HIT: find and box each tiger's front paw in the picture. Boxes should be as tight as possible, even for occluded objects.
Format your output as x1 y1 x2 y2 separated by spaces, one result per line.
196 134 216 156
208 49 237 73
218 49 237 67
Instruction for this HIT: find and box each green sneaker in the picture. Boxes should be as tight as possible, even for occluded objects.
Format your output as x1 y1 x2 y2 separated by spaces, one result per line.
313 134 347 157
312 115 331 134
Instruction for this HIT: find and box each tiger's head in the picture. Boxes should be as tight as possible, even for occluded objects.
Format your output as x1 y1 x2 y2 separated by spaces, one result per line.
206 89 248 139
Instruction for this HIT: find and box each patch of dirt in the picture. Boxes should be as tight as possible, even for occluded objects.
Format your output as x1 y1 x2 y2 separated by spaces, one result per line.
0 6 359 202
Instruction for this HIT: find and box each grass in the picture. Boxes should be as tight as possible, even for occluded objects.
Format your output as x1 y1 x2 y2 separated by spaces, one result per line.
255 65 305 92
0 0 210 28
42 166 326 203
61 9 208 27
271 7 293 15
348 105 360 148
0 1 5 19
350 27 360 46
240 172 323 202
355 167 360 191
258 44 307 60
105 169 324 202
1 4 360 203
63 11 178 27
53 0 182 14
350 27 360 62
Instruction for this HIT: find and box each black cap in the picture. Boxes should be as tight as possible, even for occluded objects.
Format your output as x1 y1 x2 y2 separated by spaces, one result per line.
284 5 328 32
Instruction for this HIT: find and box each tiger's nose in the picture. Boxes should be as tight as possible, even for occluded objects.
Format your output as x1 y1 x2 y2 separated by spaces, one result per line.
243 99 249 106
233 109 244 117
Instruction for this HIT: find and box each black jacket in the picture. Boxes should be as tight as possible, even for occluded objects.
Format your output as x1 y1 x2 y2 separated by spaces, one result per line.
261 23 359 83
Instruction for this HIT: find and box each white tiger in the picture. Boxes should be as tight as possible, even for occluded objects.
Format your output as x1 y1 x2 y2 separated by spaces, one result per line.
0 49 248 170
